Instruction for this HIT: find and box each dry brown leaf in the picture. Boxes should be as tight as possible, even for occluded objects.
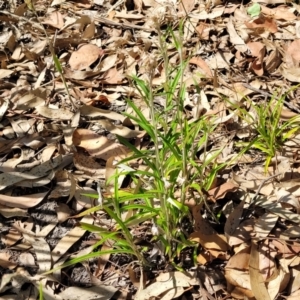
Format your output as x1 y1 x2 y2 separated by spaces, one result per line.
55 203 71 223
224 199 245 239
69 44 104 70
1 228 22 247
94 242 113 277
255 197 300 223
74 186 96 210
15 88 46 110
92 119 145 138
261 5 296 21
265 48 281 73
247 42 265 76
18 252 35 268
192 204 216 234
0 69 14 79
0 204 28 218
135 271 198 300
189 231 230 251
99 54 118 72
36 106 74 120
225 269 252 297
179 0 195 13
249 242 272 300
73 128 130 160
0 251 17 269
254 213 278 238
0 192 48 209
189 57 213 77
208 181 238 201
226 247 250 270
227 17 248 52
0 155 69 191
267 266 290 299
286 39 300 62
43 11 65 29
228 219 255 247
286 289 300 300
82 22 95 39
196 22 211 40
23 233 52 273
73 151 106 177
79 104 126 122
101 67 124 84
245 16 278 33
57 285 118 300
51 215 94 263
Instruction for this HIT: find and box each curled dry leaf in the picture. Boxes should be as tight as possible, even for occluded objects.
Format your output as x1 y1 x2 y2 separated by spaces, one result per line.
55 203 71 223
189 56 213 77
247 42 265 76
69 44 104 70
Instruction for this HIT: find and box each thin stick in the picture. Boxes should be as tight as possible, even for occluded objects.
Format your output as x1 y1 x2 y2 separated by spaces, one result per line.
242 83 300 114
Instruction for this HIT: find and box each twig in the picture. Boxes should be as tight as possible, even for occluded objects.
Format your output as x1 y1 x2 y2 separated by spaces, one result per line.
0 10 44 31
252 173 282 201
242 83 300 114
70 10 153 32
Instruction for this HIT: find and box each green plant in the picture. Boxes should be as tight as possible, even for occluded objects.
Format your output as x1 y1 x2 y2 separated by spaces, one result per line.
43 22 227 276
234 94 300 172
76 25 226 265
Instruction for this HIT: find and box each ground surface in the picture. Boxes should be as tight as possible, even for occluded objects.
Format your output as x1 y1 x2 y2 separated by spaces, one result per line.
1 0 300 299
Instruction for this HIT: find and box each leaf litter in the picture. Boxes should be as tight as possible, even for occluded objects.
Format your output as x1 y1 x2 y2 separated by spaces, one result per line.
1 0 300 299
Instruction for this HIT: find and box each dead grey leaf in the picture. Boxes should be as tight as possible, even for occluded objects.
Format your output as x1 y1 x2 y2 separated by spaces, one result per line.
35 106 74 120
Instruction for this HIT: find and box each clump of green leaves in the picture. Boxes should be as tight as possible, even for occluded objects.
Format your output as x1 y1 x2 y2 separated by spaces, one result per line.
44 24 226 275
236 94 300 172
87 25 226 265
